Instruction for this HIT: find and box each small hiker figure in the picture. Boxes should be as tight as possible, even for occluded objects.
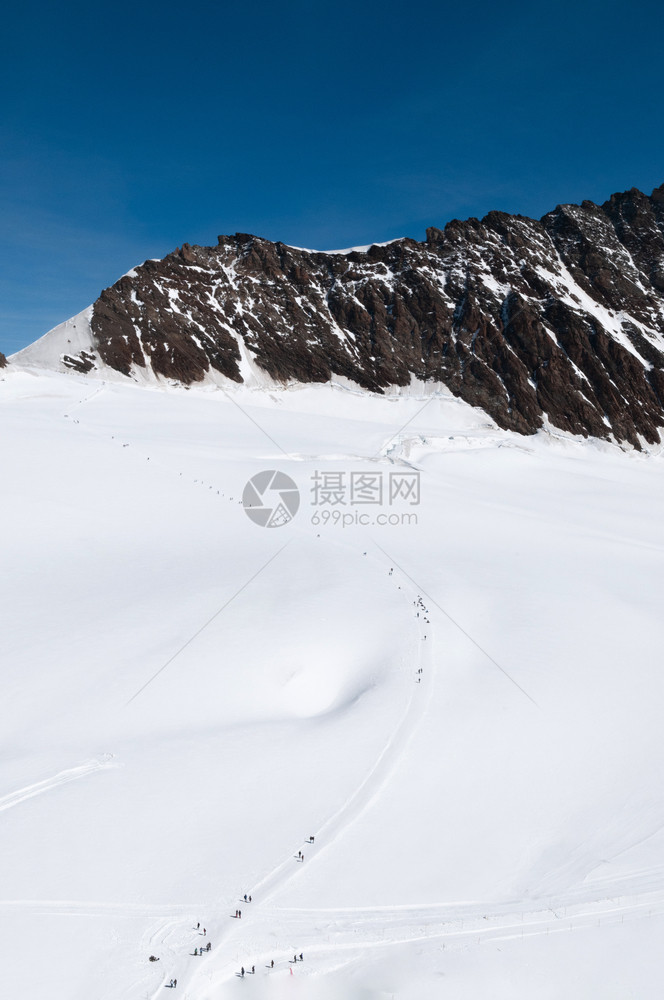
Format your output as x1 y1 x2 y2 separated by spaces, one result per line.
241 967 245 978
298 851 302 859
244 894 247 901
309 836 315 843
294 954 297 963
173 980 177 989
235 909 238 918
248 895 252 902
207 942 211 952
194 947 198 956
239 910 242 918
197 922 200 929
252 965 255 974
203 928 206 936
170 980 174 988
271 959 274 968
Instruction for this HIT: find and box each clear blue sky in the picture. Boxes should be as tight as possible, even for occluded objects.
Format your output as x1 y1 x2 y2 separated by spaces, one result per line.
2 0 663 355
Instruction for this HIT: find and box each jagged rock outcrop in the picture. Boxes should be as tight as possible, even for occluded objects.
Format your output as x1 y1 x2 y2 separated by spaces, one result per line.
23 183 664 447
62 350 95 374
0 351 7 368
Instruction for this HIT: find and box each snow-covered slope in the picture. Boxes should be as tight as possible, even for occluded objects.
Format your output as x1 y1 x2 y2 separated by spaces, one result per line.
2 364 664 997
11 306 96 375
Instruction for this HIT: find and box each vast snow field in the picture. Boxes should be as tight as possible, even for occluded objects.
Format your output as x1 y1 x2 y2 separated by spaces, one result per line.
2 365 664 999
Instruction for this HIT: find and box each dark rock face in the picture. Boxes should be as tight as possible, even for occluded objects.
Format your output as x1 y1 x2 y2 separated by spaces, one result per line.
62 350 96 374
86 183 664 447
0 351 6 368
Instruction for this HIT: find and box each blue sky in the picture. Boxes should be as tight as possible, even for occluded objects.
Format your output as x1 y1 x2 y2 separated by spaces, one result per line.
2 0 663 355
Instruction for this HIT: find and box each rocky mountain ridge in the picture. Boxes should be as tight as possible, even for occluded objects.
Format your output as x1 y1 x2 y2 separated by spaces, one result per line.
11 183 664 448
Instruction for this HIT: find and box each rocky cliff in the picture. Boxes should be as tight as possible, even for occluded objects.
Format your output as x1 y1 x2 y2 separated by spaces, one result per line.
17 183 664 448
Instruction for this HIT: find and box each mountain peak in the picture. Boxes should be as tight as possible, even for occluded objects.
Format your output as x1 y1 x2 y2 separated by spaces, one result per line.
10 182 664 449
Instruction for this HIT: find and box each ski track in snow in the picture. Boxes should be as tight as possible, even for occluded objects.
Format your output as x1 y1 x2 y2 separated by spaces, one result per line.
253 576 434 905
0 900 200 915
182 867 664 993
0 757 117 815
284 885 664 951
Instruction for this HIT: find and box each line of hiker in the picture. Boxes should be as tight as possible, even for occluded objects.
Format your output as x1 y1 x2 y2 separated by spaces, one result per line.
238 954 304 977
295 835 315 863
412 593 429 676
234 838 314 979
186 834 319 986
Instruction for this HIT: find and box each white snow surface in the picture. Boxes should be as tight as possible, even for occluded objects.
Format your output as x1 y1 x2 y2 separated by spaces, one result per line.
1 367 664 998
